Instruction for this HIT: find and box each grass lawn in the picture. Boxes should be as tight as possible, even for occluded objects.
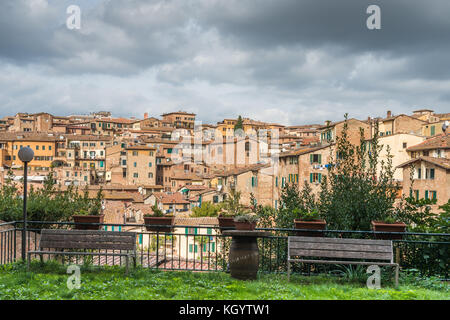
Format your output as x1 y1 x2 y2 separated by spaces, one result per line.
0 261 448 300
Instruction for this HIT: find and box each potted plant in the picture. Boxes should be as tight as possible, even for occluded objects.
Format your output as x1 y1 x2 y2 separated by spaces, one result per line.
73 208 104 231
293 209 326 237
143 204 175 233
218 190 245 231
218 210 236 231
234 213 260 231
371 214 406 240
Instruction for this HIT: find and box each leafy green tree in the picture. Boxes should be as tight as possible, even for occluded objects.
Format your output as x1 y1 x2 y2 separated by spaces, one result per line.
192 201 223 217
0 170 103 226
222 189 247 216
433 199 450 233
317 115 398 230
234 115 244 133
276 183 318 229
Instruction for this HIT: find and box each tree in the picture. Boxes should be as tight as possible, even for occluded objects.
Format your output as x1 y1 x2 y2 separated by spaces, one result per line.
0 170 103 226
276 183 318 229
192 201 223 217
234 115 244 136
317 114 398 230
222 189 247 216
434 199 450 233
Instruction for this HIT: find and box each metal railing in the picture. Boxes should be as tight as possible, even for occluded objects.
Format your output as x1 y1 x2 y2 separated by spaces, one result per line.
0 221 448 278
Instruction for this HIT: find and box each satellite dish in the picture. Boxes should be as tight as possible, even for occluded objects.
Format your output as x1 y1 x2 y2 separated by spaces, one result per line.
443 121 449 133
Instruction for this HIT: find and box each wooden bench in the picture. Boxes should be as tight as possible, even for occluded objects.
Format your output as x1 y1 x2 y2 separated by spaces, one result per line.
27 229 137 274
287 236 399 287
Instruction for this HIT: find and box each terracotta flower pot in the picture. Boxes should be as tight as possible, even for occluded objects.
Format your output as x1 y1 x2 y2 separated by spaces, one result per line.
234 221 257 231
371 221 406 240
294 219 326 237
144 216 175 233
73 215 104 230
218 216 235 231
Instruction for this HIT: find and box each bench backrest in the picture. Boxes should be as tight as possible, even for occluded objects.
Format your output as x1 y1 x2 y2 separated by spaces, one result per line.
39 229 136 251
288 236 393 262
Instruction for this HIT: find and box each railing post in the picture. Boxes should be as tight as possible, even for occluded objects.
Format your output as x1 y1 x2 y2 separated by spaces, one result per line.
13 222 16 262
156 230 159 268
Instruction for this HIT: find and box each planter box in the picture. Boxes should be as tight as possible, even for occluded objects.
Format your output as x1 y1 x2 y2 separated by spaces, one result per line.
371 221 406 240
73 215 104 230
234 221 257 231
294 219 326 237
144 216 175 233
218 216 235 231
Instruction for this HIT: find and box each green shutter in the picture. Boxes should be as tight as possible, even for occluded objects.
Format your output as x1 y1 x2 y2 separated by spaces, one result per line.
431 126 435 135
189 244 193 253
318 173 322 183
425 190 429 199
318 154 322 164
185 227 189 235
207 228 212 235
310 154 313 163
211 243 215 252
310 173 313 183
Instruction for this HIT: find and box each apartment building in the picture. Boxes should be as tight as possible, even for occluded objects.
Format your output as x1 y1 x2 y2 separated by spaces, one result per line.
125 145 157 185
90 118 136 136
319 118 372 145
63 135 112 184
397 133 449 207
145 192 191 215
376 112 427 137
161 111 196 129
212 163 274 207
275 144 333 207
398 157 449 207
376 133 426 181
0 132 59 171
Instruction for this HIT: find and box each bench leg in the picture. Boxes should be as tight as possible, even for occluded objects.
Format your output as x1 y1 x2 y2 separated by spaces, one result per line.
287 260 290 282
27 253 31 270
394 265 399 288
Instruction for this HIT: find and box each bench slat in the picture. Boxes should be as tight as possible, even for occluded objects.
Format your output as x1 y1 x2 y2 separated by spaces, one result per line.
288 259 397 266
289 241 392 253
42 234 135 244
41 229 135 237
289 248 392 260
40 241 135 251
289 236 391 246
38 229 136 251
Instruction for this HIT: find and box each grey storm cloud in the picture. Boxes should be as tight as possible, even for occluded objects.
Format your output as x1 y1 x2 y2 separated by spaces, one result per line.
0 0 449 124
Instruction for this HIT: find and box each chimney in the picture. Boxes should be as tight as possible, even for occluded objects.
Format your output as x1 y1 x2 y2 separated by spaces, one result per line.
144 112 148 119
387 110 392 118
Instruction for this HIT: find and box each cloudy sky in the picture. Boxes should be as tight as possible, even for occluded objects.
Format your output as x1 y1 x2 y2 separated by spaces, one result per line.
0 0 449 125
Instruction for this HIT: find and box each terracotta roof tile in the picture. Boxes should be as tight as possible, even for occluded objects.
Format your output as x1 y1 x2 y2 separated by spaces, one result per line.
407 133 450 151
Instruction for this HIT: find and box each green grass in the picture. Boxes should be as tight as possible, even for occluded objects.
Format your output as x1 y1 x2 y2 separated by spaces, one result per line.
0 261 448 300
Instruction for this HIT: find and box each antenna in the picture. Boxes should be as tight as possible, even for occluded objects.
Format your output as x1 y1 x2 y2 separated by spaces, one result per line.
442 121 449 133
